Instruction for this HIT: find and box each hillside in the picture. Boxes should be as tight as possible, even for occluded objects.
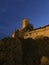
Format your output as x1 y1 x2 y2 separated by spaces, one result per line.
0 37 49 65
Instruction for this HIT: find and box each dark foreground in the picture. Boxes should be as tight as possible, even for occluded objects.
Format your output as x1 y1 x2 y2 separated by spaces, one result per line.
0 37 49 65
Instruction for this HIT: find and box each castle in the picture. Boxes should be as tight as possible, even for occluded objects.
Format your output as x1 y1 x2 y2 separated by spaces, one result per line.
12 18 49 39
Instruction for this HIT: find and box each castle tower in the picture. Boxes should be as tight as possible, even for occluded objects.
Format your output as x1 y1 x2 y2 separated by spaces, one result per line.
22 18 30 29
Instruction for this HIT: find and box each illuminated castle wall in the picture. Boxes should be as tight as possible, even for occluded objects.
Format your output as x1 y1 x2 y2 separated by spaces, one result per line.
12 18 49 39
24 25 49 39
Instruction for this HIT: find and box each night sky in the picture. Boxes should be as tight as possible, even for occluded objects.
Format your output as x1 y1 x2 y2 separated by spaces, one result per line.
0 0 49 39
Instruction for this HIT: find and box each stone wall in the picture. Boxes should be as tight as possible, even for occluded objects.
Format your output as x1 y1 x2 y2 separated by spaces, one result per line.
24 25 49 39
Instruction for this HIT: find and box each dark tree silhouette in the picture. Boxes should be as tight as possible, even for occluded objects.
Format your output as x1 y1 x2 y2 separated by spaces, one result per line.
0 36 49 65
23 23 34 32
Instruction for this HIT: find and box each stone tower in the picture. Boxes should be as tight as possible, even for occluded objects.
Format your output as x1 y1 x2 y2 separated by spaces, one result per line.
22 18 30 29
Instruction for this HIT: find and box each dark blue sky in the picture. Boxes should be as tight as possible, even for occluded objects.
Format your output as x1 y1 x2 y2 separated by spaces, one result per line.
0 0 49 39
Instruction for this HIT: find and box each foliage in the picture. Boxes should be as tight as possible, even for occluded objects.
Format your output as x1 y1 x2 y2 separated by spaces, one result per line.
23 24 34 32
0 37 23 65
0 37 49 65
